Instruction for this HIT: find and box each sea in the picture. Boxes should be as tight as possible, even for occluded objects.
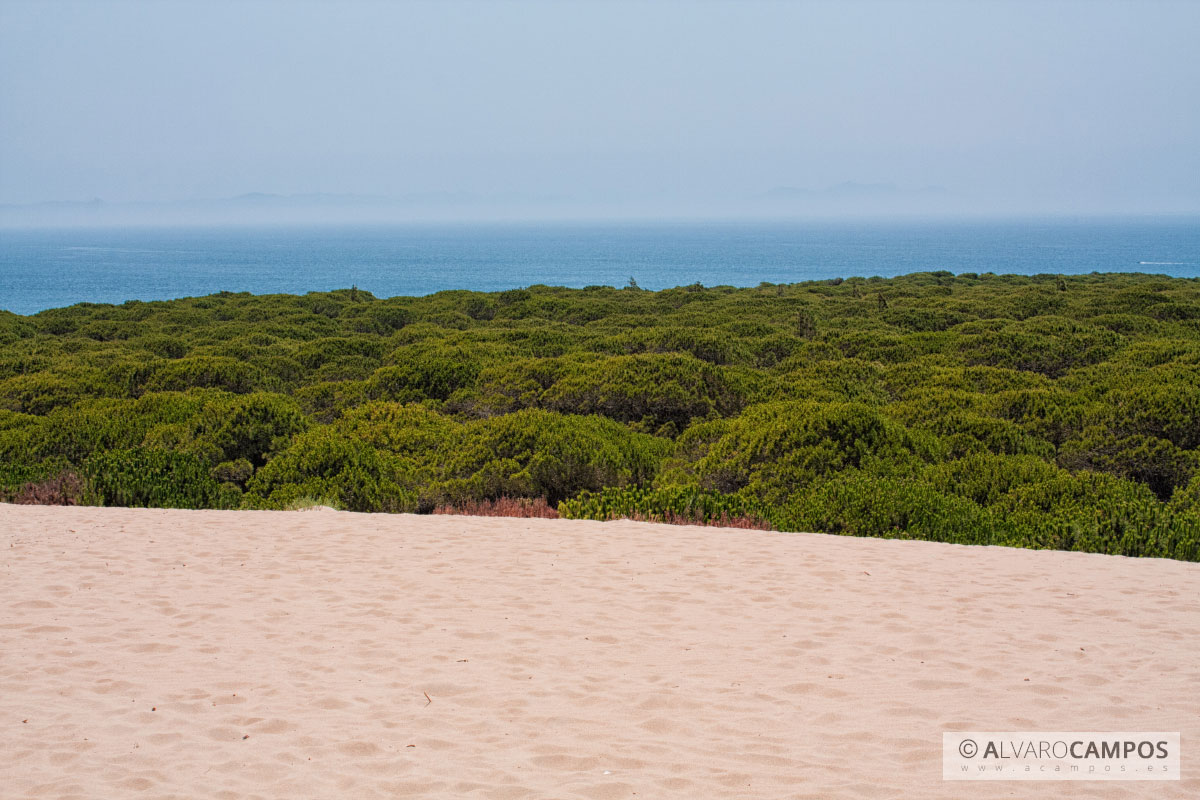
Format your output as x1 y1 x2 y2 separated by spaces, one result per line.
1 217 1198 315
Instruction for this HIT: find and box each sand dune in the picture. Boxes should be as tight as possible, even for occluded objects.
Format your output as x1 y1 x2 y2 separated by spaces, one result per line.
2 504 1197 799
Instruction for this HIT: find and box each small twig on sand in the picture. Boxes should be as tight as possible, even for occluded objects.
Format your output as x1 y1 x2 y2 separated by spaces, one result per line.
424 691 432 706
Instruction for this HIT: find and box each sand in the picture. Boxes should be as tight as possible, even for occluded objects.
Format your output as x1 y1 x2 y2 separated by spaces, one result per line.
2 504 1197 799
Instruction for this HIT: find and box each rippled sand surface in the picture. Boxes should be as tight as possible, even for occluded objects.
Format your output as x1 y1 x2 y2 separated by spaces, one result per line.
3 504 1197 799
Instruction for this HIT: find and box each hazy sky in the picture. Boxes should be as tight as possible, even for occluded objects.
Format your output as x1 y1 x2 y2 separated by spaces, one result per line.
2 0 1198 216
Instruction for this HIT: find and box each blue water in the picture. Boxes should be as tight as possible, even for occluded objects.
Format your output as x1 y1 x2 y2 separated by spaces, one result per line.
1 218 1198 315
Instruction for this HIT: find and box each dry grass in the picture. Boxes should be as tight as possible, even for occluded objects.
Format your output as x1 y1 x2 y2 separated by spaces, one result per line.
623 510 774 530
5 472 84 506
2 480 771 531
433 496 560 519
433 497 772 530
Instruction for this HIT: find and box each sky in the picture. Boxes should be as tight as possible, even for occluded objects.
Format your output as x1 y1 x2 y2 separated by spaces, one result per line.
1 0 1198 220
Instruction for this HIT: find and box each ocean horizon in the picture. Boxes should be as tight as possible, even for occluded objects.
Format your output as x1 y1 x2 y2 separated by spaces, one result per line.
2 216 1198 315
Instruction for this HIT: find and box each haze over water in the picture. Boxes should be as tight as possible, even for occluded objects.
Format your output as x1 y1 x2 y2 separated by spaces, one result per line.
2 218 1197 315
2 2 1198 218
2 2 1198 313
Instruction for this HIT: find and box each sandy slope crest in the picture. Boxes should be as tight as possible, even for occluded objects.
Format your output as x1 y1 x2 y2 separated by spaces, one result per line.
2 503 1197 799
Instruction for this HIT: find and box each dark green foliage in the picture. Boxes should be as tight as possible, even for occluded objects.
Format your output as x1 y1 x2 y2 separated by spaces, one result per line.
145 356 261 394
83 448 229 509
7 272 1200 560
958 317 1122 377
464 296 496 321
0 455 72 498
924 453 1064 506
559 486 771 526
668 401 941 503
139 334 188 359
353 302 411 333
212 457 254 486
243 427 419 512
992 471 1200 561
783 472 1001 545
367 344 482 402
194 392 309 466
538 354 753 430
1105 367 1200 449
296 337 385 370
434 410 670 506
1058 430 1197 500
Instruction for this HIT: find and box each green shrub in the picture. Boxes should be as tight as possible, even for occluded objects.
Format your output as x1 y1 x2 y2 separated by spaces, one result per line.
333 402 457 456
83 448 228 509
924 453 1063 506
539 353 752 430
1058 429 1197 500
243 427 418 512
368 345 482 402
145 356 262 393
212 457 254 486
296 337 386 370
434 410 670 505
678 401 943 503
193 392 309 466
5 274 1200 560
559 485 771 526
782 471 1001 545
